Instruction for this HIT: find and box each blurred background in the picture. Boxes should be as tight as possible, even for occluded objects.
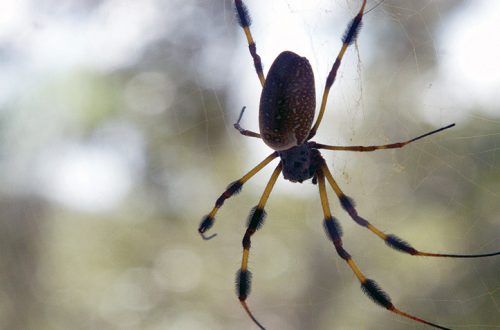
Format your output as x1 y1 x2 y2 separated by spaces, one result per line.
0 0 499 329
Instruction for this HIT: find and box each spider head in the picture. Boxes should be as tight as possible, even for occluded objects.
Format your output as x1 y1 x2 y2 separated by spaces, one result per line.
279 143 322 183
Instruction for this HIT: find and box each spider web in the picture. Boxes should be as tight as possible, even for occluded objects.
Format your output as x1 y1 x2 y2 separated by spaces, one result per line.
190 1 500 329
0 0 498 329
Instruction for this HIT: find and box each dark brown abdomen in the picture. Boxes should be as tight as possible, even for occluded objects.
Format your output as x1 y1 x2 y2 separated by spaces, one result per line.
259 51 315 151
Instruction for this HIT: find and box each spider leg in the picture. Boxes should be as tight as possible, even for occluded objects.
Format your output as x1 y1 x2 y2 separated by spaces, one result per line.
235 0 265 87
313 123 455 152
317 169 451 330
320 161 500 258
199 152 278 240
234 106 261 139
308 0 367 140
237 162 282 330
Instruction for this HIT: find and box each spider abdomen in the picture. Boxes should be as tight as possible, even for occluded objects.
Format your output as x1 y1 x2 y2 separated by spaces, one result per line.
259 51 315 151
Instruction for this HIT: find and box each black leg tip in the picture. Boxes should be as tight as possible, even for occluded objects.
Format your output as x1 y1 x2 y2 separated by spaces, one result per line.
247 206 266 230
236 269 252 298
227 180 243 195
199 215 217 240
323 216 343 241
361 279 393 309
234 0 252 28
386 234 417 255
199 215 213 233
342 15 363 46
339 194 355 210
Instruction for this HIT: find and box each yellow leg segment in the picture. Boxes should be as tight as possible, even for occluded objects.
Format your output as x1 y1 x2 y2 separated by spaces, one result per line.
320 162 500 259
199 152 278 240
236 162 282 330
321 162 388 240
242 27 265 87
317 166 450 330
309 0 366 139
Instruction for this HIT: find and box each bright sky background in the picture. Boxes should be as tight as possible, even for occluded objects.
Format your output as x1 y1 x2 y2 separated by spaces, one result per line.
1 0 499 212
432 0 500 118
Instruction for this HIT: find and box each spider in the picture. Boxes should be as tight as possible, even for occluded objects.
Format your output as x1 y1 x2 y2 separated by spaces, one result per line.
199 1 500 329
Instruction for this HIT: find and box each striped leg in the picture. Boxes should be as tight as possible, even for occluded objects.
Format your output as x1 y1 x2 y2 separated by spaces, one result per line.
235 0 266 87
236 162 282 330
320 162 500 258
308 0 367 139
313 124 455 152
199 152 278 240
317 168 451 330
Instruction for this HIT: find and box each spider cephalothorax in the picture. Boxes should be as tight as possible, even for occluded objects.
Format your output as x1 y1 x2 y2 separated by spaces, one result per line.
199 1 500 329
279 143 322 183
